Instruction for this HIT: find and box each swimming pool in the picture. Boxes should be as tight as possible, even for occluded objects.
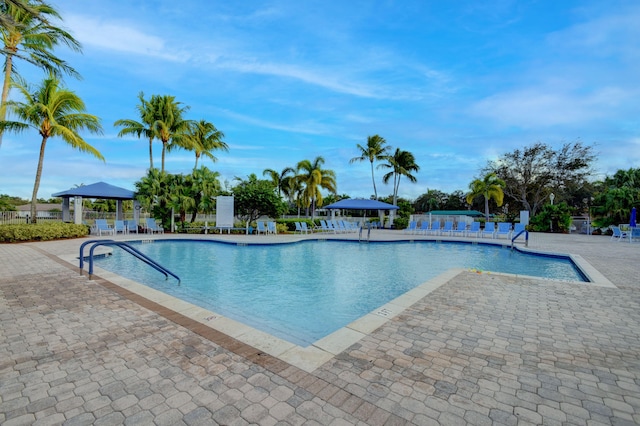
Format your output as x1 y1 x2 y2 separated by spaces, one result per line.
93 239 586 347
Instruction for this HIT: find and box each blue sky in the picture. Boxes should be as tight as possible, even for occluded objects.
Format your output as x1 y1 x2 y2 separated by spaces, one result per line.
1 0 639 201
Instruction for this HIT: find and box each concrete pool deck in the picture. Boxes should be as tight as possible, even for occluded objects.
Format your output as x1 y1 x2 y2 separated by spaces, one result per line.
1 231 639 424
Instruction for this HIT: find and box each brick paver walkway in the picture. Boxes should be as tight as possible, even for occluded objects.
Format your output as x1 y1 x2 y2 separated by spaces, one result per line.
1 232 639 425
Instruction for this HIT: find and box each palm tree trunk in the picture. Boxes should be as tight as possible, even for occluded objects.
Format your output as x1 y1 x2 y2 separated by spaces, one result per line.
0 54 14 148
148 136 154 169
30 137 48 223
370 161 377 199
161 141 166 172
484 197 490 221
194 154 199 171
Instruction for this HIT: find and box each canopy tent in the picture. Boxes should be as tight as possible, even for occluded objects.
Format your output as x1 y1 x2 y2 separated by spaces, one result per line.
52 181 137 224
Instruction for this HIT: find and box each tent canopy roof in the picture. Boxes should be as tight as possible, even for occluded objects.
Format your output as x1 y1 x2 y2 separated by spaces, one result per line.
323 199 399 210
52 181 135 200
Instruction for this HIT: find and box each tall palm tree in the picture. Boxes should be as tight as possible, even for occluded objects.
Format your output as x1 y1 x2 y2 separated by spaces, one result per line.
349 134 390 199
263 166 295 199
380 148 420 206
0 74 103 222
295 156 337 218
151 95 192 172
114 92 158 169
0 0 81 148
465 172 505 221
182 119 228 170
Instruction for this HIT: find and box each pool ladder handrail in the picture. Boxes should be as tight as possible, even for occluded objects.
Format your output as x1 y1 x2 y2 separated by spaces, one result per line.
79 239 181 284
510 229 529 249
358 222 372 242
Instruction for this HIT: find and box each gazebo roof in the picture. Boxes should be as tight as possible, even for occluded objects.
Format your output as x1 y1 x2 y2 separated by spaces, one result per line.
52 181 135 200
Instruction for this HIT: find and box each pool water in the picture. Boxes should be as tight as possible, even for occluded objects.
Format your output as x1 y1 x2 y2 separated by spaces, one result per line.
94 240 586 346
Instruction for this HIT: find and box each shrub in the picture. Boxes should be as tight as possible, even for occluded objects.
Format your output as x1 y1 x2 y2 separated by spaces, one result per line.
529 203 573 232
0 222 89 242
393 217 409 230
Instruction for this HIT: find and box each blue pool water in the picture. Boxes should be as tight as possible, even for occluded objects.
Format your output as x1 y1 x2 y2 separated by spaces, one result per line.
93 240 586 346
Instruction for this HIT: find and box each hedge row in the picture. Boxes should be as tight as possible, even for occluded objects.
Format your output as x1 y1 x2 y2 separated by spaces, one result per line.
0 222 89 243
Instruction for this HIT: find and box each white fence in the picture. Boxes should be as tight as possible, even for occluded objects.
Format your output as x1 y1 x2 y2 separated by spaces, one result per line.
0 210 150 225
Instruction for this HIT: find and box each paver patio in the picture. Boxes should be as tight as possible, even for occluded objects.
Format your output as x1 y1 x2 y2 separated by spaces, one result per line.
1 231 639 425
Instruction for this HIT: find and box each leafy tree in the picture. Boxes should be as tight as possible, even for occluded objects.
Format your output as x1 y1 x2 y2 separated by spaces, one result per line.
0 0 81 148
485 141 595 217
167 173 196 225
134 168 172 227
349 134 391 199
465 172 505 221
379 148 420 206
414 189 447 212
188 166 221 222
181 119 228 170
443 190 467 211
0 73 103 222
591 168 640 227
114 92 158 169
295 156 337 218
232 174 285 224
263 166 295 199
529 202 573 233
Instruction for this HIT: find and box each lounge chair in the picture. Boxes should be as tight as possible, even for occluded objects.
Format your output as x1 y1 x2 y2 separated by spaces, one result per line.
418 221 430 234
403 221 418 234
294 222 304 234
95 219 114 236
126 220 139 234
427 221 441 236
481 222 495 238
466 222 481 237
267 221 277 234
320 220 335 233
451 222 467 237
114 220 127 234
512 223 526 237
300 222 311 234
256 221 267 235
610 226 628 242
440 221 454 236
495 222 512 239
146 218 164 234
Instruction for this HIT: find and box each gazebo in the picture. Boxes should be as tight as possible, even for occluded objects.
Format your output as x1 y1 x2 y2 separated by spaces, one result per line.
52 181 138 224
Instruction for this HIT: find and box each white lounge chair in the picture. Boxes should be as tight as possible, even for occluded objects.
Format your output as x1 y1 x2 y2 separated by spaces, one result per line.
256 221 267 235
451 222 467 237
300 222 310 234
418 221 430 234
466 222 481 237
403 221 417 234
440 221 454 236
495 222 512 239
427 221 441 236
94 219 114 236
481 222 495 238
610 226 628 242
114 220 127 234
126 220 139 234
267 221 277 234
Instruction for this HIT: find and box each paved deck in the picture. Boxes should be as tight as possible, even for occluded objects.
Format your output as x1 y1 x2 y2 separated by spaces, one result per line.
1 231 639 425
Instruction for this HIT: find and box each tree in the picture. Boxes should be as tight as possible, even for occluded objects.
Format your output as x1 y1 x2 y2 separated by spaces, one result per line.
189 166 221 222
591 167 640 227
134 168 172 227
151 95 192 172
349 134 390 199
114 92 158 169
263 166 295 199
184 120 228 170
1 0 82 148
414 189 447 212
232 174 285 224
0 74 103 222
379 148 420 206
485 142 595 217
295 156 337 218
465 172 505 221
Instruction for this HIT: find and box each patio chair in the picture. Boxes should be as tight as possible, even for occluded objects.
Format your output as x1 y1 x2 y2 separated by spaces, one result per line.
320 220 335 233
114 220 127 234
126 220 139 234
451 222 467 237
418 221 430 234
403 220 418 234
440 221 454 236
294 222 304 234
146 218 164 234
512 223 526 237
466 222 481 237
481 222 496 238
300 222 311 234
610 226 628 242
267 221 277 234
495 222 512 239
427 221 441 236
256 221 267 235
94 219 114 236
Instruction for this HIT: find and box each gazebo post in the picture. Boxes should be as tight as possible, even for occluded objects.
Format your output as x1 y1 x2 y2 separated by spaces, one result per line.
74 196 83 224
62 198 71 222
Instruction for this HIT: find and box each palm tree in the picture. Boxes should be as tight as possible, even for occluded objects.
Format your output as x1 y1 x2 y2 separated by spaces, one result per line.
151 95 192 172
183 119 228 170
189 166 221 222
263 166 295 199
379 148 420 206
295 156 337 218
114 92 158 169
0 74 103 222
465 172 505 221
349 134 390 199
0 0 82 148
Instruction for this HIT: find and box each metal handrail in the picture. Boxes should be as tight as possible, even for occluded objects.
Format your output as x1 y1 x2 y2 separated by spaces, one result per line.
511 230 529 248
79 239 180 283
